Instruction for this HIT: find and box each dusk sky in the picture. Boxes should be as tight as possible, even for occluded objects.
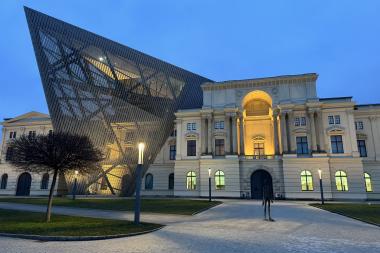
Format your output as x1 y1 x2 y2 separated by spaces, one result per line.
1 0 380 123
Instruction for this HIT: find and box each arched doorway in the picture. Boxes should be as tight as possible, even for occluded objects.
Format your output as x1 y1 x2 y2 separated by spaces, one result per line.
251 170 273 199
16 172 32 196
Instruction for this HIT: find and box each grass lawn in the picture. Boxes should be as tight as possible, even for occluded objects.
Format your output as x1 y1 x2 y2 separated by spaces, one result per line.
0 209 161 236
0 198 221 215
311 203 380 226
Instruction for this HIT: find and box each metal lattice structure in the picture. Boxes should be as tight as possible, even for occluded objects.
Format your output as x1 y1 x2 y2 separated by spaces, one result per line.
25 7 212 196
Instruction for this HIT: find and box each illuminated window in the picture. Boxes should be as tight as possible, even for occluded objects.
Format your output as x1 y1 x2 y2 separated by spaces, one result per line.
296 136 309 155
335 171 348 191
215 170 225 190
357 140 367 157
40 173 49 190
331 135 344 153
0 174 8 189
145 173 153 190
300 170 313 191
254 143 265 157
364 173 372 192
186 171 196 190
215 139 225 156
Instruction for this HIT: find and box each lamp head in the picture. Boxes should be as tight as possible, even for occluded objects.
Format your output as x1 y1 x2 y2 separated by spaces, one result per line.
318 169 322 179
74 170 79 176
208 168 211 177
138 142 145 165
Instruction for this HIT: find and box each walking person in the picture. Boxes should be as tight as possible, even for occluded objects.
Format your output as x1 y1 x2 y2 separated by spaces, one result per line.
262 179 274 221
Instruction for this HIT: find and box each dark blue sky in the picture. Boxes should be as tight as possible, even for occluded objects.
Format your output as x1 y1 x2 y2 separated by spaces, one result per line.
1 0 380 122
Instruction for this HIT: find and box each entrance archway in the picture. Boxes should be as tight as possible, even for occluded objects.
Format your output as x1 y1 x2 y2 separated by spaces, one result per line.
250 169 273 199
16 172 32 196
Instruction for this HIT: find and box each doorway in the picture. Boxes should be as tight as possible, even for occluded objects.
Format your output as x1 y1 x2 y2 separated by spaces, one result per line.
16 172 32 196
250 170 273 199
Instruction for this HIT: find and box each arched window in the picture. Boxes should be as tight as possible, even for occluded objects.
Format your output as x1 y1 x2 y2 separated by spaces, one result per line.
335 171 348 191
40 173 49 190
145 173 153 190
186 171 196 190
215 170 225 190
364 173 373 192
0 174 8 189
168 173 174 190
300 170 313 191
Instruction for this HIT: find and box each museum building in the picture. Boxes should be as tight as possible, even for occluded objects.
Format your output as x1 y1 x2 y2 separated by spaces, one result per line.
0 8 379 200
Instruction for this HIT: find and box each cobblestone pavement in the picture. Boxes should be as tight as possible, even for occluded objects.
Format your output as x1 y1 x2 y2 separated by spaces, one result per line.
0 200 379 253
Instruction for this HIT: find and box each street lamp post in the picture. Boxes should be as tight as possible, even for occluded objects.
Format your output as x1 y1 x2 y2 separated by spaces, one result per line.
318 169 324 205
72 170 78 200
134 142 145 225
208 168 212 202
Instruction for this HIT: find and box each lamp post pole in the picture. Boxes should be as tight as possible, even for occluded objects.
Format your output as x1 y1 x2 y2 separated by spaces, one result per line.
318 169 324 205
72 170 78 200
208 168 212 202
134 142 145 225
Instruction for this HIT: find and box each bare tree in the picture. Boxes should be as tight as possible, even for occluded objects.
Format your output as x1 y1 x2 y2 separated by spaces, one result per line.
7 132 103 222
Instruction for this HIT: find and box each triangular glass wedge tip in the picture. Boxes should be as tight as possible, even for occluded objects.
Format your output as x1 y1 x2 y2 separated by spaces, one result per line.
24 7 212 196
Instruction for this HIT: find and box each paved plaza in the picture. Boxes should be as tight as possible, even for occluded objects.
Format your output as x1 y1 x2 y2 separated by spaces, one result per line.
0 200 379 253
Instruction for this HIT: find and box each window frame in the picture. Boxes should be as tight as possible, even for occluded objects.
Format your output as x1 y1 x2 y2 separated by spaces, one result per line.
300 170 313 191
169 144 176 160
187 140 196 156
168 173 174 190
40 173 49 190
145 173 153 190
214 170 225 190
296 136 309 155
335 171 348 191
0 174 8 189
357 140 367 157
214 139 225 156
186 171 196 190
253 142 265 157
331 135 344 154
364 173 372 192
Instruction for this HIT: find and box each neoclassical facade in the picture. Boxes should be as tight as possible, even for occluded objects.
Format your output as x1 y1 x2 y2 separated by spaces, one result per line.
142 73 380 200
0 111 56 196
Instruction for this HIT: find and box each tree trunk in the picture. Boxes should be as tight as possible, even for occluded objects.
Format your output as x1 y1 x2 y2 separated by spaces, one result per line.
46 168 58 222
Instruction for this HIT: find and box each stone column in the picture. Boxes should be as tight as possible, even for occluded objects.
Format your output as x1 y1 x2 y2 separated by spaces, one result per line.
201 116 207 155
273 109 280 155
207 115 213 155
175 119 182 160
225 114 231 154
316 110 326 152
232 113 238 154
239 114 245 155
308 110 317 152
288 111 296 153
369 116 379 160
280 111 288 154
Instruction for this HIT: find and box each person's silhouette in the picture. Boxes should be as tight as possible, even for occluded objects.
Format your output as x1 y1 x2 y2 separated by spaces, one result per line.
262 179 274 221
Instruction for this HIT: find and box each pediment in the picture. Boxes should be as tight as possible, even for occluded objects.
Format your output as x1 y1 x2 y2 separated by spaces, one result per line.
356 133 367 140
2 111 50 125
185 132 199 139
252 135 265 141
326 126 345 135
292 127 308 134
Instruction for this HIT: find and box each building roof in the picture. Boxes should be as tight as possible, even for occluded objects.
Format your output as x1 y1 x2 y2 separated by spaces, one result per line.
1 111 50 126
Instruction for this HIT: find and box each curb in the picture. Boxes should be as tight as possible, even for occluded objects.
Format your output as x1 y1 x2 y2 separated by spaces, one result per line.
0 226 164 241
310 205 380 228
191 201 223 216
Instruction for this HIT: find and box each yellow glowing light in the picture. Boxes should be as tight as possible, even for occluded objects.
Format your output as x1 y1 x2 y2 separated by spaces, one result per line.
138 142 145 165
318 169 322 180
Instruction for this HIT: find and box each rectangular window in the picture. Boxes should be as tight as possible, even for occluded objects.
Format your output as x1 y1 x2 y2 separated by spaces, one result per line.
186 123 196 131
357 140 367 157
214 121 225 129
187 140 196 156
254 143 265 157
334 115 341 124
300 117 306 126
214 139 225 156
5 147 14 161
9 131 17 139
170 129 177 137
355 121 364 130
294 117 300 126
296 136 309 155
331 135 344 153
169 145 176 160
328 116 335 125
28 131 36 138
